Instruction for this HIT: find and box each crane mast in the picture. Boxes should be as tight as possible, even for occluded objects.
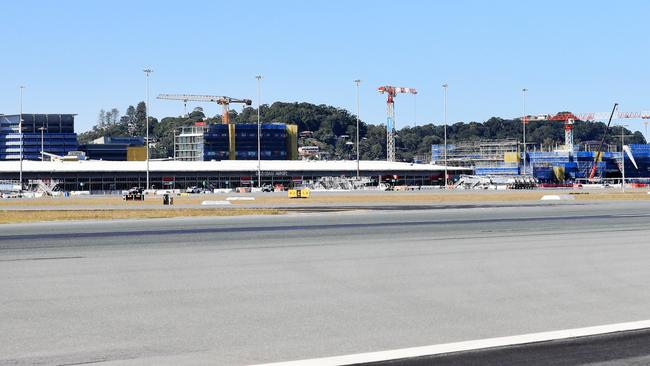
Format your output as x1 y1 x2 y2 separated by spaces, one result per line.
378 86 417 162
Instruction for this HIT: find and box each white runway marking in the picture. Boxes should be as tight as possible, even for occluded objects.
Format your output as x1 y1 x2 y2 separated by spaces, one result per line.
252 320 650 366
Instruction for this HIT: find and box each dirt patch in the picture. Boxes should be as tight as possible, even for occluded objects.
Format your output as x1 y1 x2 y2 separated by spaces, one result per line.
227 190 650 205
0 189 647 211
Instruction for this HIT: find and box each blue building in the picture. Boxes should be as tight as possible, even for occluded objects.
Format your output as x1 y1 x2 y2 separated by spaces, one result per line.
623 144 650 179
176 123 298 161
431 140 644 182
0 114 78 160
78 136 145 161
233 124 288 160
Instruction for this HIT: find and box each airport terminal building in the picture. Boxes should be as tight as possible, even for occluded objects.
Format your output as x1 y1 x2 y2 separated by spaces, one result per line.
0 160 468 191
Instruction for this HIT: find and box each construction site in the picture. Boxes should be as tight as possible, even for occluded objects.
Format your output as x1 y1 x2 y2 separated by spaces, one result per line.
431 108 650 189
2 81 650 196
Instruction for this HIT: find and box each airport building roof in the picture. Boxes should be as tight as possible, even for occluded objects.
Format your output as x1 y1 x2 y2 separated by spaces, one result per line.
0 159 469 173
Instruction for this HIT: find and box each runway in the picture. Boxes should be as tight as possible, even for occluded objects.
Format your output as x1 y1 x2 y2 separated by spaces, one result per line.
2 201 650 365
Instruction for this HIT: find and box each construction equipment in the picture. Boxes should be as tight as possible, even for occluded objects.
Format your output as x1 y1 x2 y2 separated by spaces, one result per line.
589 103 619 179
158 94 253 160
526 110 649 152
545 112 581 151
378 86 417 161
157 94 252 124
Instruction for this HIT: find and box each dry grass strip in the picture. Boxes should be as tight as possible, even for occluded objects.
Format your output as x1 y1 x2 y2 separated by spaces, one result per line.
0 208 283 224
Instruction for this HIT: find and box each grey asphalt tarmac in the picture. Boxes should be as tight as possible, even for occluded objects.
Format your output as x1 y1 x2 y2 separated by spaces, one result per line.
364 328 650 366
1 201 650 365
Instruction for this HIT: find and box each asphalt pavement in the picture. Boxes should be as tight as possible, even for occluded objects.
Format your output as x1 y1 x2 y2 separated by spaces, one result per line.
1 200 650 365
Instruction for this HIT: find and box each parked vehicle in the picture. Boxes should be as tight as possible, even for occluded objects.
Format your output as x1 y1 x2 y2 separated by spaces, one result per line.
186 186 202 194
123 187 145 201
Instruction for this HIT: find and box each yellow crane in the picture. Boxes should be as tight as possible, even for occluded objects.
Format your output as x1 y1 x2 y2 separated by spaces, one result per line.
157 94 253 160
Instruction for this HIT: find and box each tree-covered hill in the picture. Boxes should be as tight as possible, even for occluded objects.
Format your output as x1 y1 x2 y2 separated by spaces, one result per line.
79 101 647 161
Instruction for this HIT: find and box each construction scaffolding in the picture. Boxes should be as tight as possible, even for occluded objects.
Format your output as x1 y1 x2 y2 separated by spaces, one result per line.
175 126 206 161
432 139 519 168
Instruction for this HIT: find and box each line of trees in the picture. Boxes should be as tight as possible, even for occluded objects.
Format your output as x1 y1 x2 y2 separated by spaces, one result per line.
79 101 647 161
79 102 156 145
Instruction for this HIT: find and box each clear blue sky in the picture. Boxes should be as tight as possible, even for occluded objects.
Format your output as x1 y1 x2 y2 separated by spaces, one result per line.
2 0 649 136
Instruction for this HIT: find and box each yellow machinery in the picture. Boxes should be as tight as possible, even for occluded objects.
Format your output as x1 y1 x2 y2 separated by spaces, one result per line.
288 188 310 198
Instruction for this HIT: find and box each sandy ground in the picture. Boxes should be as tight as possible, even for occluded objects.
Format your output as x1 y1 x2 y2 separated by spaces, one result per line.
1 189 649 207
0 188 648 224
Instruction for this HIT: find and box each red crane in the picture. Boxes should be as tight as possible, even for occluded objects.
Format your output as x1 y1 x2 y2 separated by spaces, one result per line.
524 110 649 153
377 86 417 161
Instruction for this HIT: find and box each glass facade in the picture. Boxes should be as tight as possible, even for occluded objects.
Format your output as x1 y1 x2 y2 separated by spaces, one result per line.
79 137 145 161
203 125 229 161
0 114 78 160
233 124 287 160
176 123 294 161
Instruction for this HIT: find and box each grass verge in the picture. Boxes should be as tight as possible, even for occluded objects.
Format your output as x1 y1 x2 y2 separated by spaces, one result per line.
0 208 283 224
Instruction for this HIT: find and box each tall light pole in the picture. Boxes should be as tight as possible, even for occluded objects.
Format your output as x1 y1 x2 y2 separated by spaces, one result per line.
354 79 361 179
38 126 46 161
644 121 648 142
173 128 177 160
413 93 417 127
19 86 25 190
143 68 153 190
442 83 448 189
522 88 528 175
620 123 627 193
255 75 263 188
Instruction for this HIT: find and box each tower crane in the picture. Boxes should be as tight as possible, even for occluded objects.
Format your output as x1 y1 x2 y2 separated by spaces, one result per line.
157 94 253 161
157 94 252 124
378 86 417 162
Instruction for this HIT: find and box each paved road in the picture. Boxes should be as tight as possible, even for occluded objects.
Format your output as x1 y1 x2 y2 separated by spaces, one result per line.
1 201 650 365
